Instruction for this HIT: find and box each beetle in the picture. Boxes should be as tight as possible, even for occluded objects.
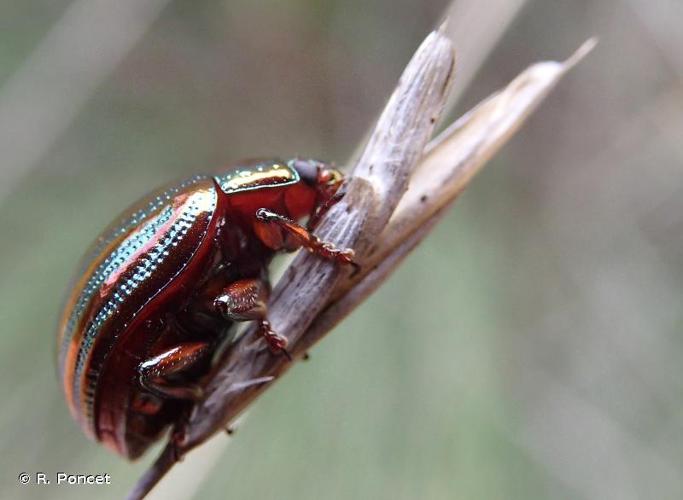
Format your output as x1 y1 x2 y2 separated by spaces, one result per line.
57 158 354 459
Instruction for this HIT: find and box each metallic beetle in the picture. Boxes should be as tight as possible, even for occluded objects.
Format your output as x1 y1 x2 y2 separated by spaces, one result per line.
57 158 354 459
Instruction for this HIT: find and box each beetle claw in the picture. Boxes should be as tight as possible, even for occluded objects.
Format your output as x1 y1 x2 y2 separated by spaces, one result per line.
259 321 292 361
169 430 185 463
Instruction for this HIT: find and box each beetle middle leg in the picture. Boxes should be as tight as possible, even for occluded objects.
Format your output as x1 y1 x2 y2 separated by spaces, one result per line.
137 342 210 401
254 208 358 271
213 278 290 358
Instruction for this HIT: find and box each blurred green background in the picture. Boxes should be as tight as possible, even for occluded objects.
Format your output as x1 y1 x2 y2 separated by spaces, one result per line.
2 0 682 499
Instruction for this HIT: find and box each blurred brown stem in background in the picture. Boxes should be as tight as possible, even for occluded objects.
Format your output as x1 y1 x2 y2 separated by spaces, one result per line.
128 24 594 500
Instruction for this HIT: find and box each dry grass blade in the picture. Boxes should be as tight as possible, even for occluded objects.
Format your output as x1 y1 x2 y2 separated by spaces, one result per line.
382 37 599 263
128 31 595 500
290 38 598 365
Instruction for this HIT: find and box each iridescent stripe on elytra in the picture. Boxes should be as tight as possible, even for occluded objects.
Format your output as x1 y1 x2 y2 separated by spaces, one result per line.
215 162 298 193
73 186 217 426
58 175 208 376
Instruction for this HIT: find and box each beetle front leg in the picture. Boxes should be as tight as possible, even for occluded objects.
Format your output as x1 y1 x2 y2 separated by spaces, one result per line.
213 278 290 358
254 208 358 270
306 188 345 231
137 342 210 401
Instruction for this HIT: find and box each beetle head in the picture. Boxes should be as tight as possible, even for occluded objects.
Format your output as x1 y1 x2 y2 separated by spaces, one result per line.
289 158 344 204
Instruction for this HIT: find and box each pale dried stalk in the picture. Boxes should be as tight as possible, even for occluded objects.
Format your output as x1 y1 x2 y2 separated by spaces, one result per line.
129 31 595 500
310 38 598 340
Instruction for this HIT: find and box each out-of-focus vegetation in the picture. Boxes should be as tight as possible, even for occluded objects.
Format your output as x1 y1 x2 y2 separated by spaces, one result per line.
1 1 682 499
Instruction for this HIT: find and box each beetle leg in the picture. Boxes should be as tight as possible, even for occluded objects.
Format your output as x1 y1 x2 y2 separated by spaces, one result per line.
213 278 269 321
306 188 346 230
137 342 210 401
255 208 358 270
213 278 290 358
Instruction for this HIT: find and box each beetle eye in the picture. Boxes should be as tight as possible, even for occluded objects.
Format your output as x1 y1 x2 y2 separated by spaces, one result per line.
319 168 343 187
289 158 321 186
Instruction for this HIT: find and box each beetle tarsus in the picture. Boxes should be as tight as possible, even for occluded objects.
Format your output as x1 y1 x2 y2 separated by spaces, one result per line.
259 320 292 360
168 427 187 463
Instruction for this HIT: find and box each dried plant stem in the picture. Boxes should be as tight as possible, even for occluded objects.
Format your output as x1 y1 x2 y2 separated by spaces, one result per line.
128 28 595 500
310 38 597 342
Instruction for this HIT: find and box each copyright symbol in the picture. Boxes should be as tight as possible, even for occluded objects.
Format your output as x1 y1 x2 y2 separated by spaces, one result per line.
18 473 30 484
